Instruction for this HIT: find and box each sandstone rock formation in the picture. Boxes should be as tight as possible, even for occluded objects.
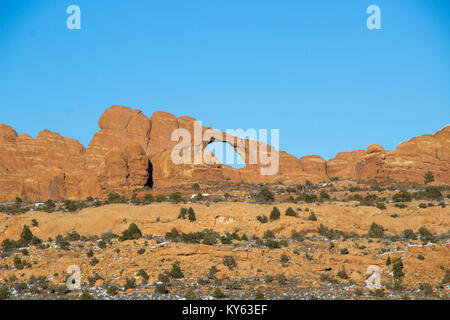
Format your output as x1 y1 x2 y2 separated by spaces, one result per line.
0 106 448 201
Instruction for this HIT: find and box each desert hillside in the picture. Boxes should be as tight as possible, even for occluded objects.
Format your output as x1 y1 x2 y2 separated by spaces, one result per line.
0 182 448 300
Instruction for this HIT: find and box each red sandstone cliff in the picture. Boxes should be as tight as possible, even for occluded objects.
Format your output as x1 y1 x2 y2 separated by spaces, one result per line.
0 105 448 201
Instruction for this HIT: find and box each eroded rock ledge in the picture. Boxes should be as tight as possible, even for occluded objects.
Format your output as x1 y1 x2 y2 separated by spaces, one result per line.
0 105 448 200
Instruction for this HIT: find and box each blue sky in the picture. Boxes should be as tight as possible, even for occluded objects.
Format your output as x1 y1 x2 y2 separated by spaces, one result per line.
0 0 449 161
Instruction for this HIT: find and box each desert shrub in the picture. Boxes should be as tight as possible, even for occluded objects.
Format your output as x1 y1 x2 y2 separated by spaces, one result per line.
419 283 433 296
392 190 412 202
263 230 275 239
285 207 297 217
386 257 391 266
87 273 102 286
90 257 99 266
438 269 450 288
317 224 345 240
137 248 145 254
66 230 81 242
320 273 337 284
87 249 94 258
119 223 142 241
339 248 349 255
241 234 248 241
208 265 219 279
143 194 154 204
256 215 268 223
307 212 317 221
418 203 427 209
158 273 170 285
192 183 200 192
168 261 184 278
222 256 237 270
13 255 30 270
297 193 317 203
368 222 385 238
280 254 289 264
264 239 281 249
402 229 417 240
64 200 80 212
290 231 305 242
101 231 118 241
106 284 118 296
169 192 182 203
178 207 187 219
417 254 425 260
155 283 169 294
213 287 225 299
319 191 330 201
337 267 349 279
270 207 281 221
79 290 95 300
423 171 434 185
165 228 181 242
392 258 405 279
1 239 16 252
376 202 386 210
370 289 385 298
20 225 33 246
124 278 136 290
188 207 196 222
255 186 275 203
106 192 124 204
254 290 265 300
184 289 198 300
418 226 433 242
156 194 166 202
31 219 39 227
137 269 149 281
424 186 441 199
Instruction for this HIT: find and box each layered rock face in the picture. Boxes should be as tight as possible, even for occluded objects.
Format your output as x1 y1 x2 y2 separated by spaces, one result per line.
0 106 448 201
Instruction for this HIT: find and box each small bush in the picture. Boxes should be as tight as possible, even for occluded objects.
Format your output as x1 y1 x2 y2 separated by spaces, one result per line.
124 278 136 290
0 287 10 300
254 290 265 300
188 207 196 222
178 207 187 219
307 212 317 221
419 283 433 296
392 258 405 280
263 230 274 239
285 207 297 217
270 207 281 221
402 229 417 240
222 256 237 270
255 187 275 203
169 192 182 203
213 287 226 299
137 269 149 281
79 290 95 300
155 283 169 294
280 254 289 264
119 223 142 241
368 222 384 238
257 215 268 223
337 267 349 279
168 261 184 279
90 257 99 266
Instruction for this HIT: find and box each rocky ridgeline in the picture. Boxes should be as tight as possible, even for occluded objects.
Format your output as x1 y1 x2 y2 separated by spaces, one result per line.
0 105 449 201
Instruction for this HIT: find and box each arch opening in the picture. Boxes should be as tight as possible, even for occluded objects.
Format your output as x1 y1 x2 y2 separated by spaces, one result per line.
204 141 246 169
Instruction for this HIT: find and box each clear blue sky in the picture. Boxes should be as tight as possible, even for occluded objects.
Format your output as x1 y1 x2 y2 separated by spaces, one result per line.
1 0 449 161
